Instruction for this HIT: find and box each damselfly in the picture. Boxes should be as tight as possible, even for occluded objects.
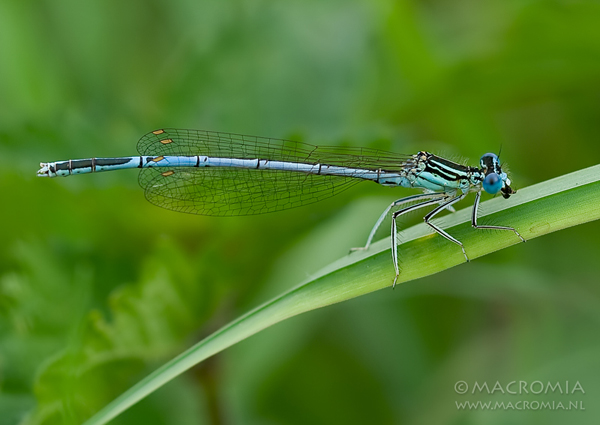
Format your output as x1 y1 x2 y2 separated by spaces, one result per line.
38 128 525 287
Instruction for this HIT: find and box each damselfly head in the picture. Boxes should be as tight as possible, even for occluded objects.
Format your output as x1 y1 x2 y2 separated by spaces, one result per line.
479 153 515 198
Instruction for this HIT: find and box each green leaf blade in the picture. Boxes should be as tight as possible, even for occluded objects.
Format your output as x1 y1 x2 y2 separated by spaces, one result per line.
84 164 600 425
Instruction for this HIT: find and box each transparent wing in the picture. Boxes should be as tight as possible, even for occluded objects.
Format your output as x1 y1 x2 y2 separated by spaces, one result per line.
138 167 364 216
137 128 411 216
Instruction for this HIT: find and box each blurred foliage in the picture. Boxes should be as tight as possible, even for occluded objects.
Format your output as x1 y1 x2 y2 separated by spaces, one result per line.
0 0 599 424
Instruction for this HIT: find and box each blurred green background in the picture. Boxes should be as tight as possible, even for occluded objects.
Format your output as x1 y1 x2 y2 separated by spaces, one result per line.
1 0 599 424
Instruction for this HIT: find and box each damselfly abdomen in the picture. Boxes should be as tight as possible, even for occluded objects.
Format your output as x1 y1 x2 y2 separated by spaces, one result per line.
38 128 525 287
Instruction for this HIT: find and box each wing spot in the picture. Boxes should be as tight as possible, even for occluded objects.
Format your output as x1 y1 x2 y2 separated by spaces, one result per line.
160 139 173 144
161 170 175 177
152 129 165 135
152 156 165 162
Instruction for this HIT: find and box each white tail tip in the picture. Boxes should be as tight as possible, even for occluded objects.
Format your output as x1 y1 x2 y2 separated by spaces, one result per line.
37 163 51 177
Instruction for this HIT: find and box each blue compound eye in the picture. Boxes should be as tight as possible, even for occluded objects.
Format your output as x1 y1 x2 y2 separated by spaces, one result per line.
481 153 498 161
480 152 499 169
483 173 503 194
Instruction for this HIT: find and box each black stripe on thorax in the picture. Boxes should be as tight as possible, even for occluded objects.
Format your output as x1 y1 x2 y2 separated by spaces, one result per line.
425 155 470 181
424 162 462 181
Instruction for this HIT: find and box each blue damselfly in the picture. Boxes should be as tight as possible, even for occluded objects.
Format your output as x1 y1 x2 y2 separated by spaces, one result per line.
38 128 525 287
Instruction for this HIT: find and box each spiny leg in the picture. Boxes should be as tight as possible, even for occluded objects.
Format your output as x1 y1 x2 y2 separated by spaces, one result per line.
351 193 450 253
471 191 526 242
423 192 470 262
391 194 450 288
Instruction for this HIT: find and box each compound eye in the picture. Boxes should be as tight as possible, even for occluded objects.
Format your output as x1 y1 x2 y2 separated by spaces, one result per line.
481 153 498 161
483 172 502 194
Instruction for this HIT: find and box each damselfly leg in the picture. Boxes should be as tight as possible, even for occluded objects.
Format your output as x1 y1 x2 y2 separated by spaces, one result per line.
350 192 450 253
390 194 451 288
471 191 526 242
422 192 470 262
